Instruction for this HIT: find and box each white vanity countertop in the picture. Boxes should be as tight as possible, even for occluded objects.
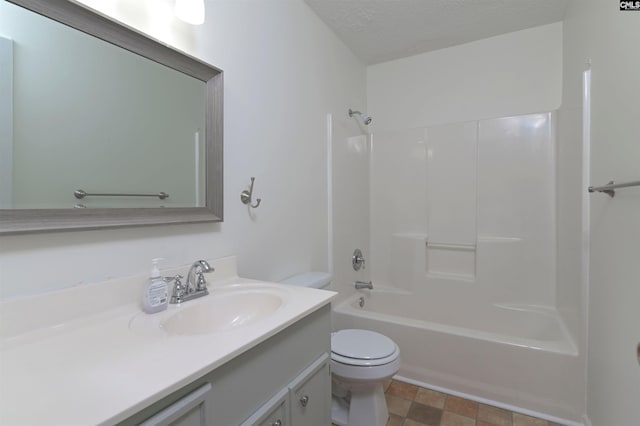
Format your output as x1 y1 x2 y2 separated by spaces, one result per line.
0 257 336 426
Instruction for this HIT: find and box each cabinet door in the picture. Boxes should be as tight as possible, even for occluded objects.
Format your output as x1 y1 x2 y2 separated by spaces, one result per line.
288 353 331 426
139 383 212 426
241 387 289 426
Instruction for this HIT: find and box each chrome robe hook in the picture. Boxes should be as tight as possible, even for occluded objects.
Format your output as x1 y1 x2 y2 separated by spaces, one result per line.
240 177 262 208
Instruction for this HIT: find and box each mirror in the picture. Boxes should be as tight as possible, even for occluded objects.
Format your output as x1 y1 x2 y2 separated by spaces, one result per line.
0 0 223 234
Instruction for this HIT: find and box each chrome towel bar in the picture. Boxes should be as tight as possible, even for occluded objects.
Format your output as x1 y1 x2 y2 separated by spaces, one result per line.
588 180 640 197
74 189 169 200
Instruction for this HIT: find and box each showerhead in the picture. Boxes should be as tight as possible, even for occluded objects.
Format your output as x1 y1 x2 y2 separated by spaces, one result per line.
349 108 372 125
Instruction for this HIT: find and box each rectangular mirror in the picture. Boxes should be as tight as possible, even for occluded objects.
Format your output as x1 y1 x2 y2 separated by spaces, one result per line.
0 0 223 234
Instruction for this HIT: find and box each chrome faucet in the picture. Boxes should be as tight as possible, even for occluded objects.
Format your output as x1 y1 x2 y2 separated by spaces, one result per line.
169 260 214 304
354 280 373 290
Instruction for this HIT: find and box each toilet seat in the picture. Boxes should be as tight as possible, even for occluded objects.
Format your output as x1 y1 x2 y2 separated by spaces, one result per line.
331 329 399 366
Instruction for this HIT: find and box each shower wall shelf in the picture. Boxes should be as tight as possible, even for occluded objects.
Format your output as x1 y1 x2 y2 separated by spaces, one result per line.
588 180 640 197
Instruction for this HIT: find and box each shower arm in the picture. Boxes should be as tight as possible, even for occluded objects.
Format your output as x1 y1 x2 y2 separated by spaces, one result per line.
348 108 372 125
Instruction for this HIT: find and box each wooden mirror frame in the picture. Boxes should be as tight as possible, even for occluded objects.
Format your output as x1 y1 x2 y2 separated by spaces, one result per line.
0 0 223 234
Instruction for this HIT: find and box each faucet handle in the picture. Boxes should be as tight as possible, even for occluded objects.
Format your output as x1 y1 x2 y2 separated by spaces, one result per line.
164 274 183 284
352 249 365 271
192 262 213 292
164 274 185 303
195 273 208 291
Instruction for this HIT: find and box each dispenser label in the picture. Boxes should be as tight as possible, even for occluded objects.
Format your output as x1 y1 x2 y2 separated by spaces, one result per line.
147 284 168 306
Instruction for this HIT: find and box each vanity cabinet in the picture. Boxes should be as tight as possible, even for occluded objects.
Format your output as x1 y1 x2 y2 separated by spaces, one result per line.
242 354 331 426
120 305 331 426
139 384 213 426
240 387 289 426
288 354 331 425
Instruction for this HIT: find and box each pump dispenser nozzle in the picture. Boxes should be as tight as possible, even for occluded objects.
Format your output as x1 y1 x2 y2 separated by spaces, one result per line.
150 258 164 278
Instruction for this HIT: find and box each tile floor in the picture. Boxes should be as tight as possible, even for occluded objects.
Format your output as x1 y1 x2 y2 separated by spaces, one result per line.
331 379 564 426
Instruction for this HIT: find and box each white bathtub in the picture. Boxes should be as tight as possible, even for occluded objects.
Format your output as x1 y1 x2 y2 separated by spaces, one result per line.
332 288 583 424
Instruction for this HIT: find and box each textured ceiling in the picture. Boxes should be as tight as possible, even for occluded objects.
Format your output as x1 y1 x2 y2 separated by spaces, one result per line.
304 0 568 64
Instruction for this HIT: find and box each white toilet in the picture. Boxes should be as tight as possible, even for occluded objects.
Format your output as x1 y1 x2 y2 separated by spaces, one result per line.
280 273 401 426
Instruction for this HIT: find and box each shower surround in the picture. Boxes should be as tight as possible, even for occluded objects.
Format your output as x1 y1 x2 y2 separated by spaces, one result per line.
371 113 557 307
333 112 583 423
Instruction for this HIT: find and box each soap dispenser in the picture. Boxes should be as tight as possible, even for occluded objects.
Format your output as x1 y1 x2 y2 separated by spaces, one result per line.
143 258 168 314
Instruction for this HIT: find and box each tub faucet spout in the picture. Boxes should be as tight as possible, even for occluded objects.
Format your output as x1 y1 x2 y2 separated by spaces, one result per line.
355 280 373 290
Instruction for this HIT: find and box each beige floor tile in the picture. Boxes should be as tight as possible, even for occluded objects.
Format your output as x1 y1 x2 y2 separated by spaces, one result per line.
513 413 549 426
406 402 442 426
440 411 476 426
403 420 428 426
383 381 552 426
384 379 393 392
386 394 413 417
414 388 447 409
387 380 419 400
477 403 513 426
387 413 404 426
478 421 500 426
445 395 478 419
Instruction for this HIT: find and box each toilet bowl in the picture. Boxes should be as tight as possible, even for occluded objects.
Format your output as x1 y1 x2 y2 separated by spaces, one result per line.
330 329 400 426
280 273 400 426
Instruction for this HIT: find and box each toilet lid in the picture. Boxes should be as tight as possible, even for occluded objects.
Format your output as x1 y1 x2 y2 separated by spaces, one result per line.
331 329 397 361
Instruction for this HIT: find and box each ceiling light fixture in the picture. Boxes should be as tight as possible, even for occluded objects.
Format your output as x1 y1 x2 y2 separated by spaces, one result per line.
174 0 205 25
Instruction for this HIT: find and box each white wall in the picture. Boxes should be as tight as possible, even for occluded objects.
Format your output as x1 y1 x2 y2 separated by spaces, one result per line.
563 1 640 424
0 0 366 298
367 23 563 131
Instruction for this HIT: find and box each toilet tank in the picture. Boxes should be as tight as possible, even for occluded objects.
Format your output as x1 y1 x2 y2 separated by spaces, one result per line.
279 272 331 289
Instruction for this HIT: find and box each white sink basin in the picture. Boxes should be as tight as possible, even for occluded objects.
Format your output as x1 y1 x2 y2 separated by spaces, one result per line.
163 291 283 335
129 285 287 337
